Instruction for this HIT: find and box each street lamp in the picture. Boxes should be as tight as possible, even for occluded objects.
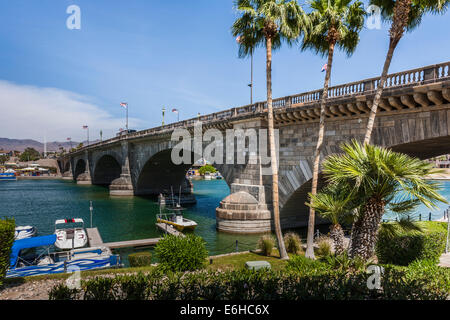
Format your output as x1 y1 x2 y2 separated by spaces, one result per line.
82 125 89 146
162 107 166 126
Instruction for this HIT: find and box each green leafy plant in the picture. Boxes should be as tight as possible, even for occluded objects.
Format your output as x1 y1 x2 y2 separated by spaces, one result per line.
316 237 332 257
376 223 447 266
128 251 152 267
284 232 303 255
198 164 217 175
0 217 15 287
257 234 276 256
155 234 208 272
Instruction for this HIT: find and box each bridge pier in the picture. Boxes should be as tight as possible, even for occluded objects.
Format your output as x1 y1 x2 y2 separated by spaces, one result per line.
77 151 92 185
110 141 134 196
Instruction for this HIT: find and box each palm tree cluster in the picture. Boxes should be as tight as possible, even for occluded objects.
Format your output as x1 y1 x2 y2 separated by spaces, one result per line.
232 0 449 261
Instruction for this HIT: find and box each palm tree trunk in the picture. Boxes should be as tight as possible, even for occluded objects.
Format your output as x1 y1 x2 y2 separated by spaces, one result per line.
349 197 385 260
305 42 335 259
363 38 398 145
266 36 289 260
330 223 345 255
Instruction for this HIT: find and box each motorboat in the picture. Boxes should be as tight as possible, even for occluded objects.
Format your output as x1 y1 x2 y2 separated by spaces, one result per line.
54 218 88 250
0 172 16 181
15 226 37 240
157 204 197 231
6 235 121 278
214 172 223 179
204 172 212 180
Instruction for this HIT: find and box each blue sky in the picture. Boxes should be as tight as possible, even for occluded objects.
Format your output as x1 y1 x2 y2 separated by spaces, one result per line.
0 0 449 142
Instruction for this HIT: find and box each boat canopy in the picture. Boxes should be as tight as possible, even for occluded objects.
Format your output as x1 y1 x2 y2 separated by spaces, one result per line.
10 235 57 268
55 218 84 225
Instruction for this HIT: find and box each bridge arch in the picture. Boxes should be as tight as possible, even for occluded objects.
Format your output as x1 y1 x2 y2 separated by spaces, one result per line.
73 159 86 180
92 155 122 186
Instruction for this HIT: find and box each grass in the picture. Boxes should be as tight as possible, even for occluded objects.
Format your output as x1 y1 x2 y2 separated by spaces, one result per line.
207 250 293 271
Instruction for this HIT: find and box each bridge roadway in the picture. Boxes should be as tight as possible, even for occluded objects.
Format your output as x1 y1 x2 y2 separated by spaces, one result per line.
60 61 450 234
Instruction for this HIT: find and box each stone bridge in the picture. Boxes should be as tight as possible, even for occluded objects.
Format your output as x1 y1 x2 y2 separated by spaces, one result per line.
59 61 450 233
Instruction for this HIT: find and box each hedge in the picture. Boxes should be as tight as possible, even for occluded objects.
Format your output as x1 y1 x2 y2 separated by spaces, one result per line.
0 218 15 287
49 265 450 300
376 222 448 266
128 252 152 267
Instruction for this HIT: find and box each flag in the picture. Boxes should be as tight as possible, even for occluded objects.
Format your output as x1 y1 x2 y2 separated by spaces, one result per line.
67 138 71 141
172 108 179 114
82 125 88 129
321 64 328 72
120 102 128 108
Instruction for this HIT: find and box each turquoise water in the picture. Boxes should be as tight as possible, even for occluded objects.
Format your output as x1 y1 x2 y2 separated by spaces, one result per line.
0 178 448 265
0 179 261 265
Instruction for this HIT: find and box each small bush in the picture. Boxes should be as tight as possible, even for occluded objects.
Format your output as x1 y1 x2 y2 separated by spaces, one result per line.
285 255 330 274
316 237 332 257
322 252 368 273
376 223 447 266
128 251 152 267
48 283 81 300
0 218 15 287
155 234 208 272
284 232 303 255
257 234 275 256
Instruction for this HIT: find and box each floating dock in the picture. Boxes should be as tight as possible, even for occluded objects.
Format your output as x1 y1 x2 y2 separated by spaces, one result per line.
86 227 160 249
86 224 185 250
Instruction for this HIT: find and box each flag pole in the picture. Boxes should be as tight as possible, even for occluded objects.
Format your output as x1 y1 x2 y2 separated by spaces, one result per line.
126 104 128 131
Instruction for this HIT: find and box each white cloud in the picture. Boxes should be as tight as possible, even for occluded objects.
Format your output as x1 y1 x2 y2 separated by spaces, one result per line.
0 80 142 142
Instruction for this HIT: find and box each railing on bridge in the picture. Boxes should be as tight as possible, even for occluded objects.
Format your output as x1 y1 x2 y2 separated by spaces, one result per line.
68 61 450 155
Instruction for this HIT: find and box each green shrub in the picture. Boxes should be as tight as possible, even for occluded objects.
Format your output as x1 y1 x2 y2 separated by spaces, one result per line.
257 234 275 256
128 251 152 267
316 237 332 257
155 234 208 272
0 218 15 287
284 232 303 255
48 265 450 300
376 223 447 266
321 252 368 273
48 283 81 300
285 255 330 274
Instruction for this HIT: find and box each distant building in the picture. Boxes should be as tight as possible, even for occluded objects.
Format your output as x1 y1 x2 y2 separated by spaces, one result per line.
0 150 13 156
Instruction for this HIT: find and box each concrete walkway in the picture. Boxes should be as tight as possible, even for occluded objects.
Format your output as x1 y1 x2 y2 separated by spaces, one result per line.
439 253 450 268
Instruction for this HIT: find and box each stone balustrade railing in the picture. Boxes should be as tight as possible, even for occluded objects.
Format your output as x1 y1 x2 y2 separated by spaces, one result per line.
69 61 450 155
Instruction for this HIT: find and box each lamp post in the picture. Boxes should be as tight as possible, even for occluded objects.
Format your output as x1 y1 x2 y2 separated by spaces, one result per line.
162 107 166 126
83 125 89 146
100 130 103 142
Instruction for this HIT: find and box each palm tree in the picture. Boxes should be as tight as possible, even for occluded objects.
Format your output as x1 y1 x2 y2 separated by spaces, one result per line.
363 0 449 144
307 183 354 254
232 0 308 259
301 0 366 259
322 140 447 260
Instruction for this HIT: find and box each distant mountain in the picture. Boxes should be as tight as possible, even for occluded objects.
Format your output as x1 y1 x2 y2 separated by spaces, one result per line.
0 138 97 152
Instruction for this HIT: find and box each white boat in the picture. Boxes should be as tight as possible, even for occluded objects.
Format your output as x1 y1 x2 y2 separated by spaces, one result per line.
54 218 88 250
204 172 212 180
15 226 37 240
7 235 122 278
157 204 198 231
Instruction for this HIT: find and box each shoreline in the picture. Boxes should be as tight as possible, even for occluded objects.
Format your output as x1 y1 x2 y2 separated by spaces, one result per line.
16 176 63 180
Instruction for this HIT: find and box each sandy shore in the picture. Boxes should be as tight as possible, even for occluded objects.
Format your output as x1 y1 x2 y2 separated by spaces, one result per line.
425 168 450 180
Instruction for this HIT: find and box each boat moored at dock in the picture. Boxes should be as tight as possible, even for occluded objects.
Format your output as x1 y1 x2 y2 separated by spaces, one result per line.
15 226 37 240
54 218 88 250
157 204 197 232
0 172 17 181
7 235 122 278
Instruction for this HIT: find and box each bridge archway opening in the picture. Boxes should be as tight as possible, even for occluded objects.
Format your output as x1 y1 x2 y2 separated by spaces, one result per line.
389 136 450 160
64 161 70 173
136 149 194 197
74 159 86 180
93 155 121 187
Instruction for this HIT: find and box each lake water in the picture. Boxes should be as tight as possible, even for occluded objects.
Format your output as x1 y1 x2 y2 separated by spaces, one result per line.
0 179 261 265
1 178 448 265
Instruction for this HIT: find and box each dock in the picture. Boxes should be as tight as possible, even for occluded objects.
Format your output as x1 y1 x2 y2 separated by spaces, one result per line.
86 224 184 250
86 227 160 249
156 223 186 238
